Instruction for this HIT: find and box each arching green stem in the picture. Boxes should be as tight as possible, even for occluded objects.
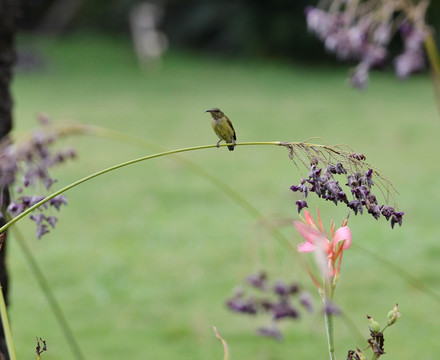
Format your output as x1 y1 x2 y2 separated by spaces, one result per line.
0 142 281 235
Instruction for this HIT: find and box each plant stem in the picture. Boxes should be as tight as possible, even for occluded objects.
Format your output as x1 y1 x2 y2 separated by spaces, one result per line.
323 278 336 360
424 31 440 78
0 286 17 360
325 309 336 360
213 327 229 360
0 142 281 235
89 127 301 255
423 31 440 115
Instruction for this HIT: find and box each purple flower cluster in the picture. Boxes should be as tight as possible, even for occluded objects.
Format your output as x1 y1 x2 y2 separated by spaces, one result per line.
394 23 426 79
225 271 314 340
8 195 67 238
305 3 427 89
20 130 76 190
290 162 404 228
0 118 76 238
306 7 388 64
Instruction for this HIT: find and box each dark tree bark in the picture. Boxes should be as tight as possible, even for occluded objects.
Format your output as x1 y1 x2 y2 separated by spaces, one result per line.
0 0 17 359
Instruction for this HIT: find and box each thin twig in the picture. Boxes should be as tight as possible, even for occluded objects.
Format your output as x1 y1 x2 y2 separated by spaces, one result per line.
212 327 229 360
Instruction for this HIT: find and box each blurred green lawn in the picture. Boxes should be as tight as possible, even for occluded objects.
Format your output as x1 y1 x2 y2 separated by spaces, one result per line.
9 33 440 359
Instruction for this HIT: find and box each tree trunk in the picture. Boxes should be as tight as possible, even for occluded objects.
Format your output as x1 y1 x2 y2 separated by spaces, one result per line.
0 0 17 358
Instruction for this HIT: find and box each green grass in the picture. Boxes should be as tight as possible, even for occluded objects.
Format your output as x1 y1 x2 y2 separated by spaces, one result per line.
8 32 440 359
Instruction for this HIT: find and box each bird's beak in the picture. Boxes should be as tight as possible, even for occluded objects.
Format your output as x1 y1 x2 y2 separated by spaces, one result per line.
205 109 212 113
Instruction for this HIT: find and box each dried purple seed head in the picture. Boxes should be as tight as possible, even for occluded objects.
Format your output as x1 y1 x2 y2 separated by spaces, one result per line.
30 213 45 225
366 203 381 220
390 211 404 229
46 216 58 228
257 326 283 341
272 300 300 320
299 291 315 313
296 200 308 214
49 195 67 211
36 224 50 239
7 202 22 216
289 282 300 295
381 205 394 220
273 280 289 297
226 297 258 315
247 271 267 290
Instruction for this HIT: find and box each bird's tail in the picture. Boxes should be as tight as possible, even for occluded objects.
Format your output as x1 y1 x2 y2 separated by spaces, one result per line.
227 145 235 151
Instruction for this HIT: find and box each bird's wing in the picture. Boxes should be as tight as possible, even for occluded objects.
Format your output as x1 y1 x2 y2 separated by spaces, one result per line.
226 118 236 140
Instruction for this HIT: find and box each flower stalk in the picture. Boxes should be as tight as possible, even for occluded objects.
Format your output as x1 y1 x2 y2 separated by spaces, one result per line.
324 297 336 360
294 209 352 360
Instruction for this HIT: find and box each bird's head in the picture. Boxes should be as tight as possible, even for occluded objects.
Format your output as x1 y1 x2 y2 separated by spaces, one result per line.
206 108 224 119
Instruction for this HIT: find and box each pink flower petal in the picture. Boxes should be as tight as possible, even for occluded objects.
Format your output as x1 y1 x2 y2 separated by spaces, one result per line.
304 210 318 229
298 241 316 253
293 221 331 255
333 226 352 249
293 221 323 244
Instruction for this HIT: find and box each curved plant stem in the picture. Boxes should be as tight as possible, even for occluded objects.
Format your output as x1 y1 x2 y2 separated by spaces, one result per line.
87 127 298 254
0 285 16 360
0 142 281 235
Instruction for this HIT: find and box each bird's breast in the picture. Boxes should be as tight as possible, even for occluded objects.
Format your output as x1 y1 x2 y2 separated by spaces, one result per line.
212 118 233 141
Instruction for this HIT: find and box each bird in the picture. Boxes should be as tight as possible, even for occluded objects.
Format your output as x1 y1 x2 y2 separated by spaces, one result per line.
205 108 236 151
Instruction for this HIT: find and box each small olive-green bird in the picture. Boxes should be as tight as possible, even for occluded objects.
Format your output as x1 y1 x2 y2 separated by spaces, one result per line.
206 108 236 151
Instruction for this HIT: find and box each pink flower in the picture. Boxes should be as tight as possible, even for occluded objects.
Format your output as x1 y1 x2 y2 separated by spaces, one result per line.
293 209 351 277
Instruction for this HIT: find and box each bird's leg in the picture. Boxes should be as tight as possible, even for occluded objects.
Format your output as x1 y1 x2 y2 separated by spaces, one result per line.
232 139 236 146
216 140 221 148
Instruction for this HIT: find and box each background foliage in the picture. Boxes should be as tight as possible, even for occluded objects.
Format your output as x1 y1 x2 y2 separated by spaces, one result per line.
18 0 440 60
